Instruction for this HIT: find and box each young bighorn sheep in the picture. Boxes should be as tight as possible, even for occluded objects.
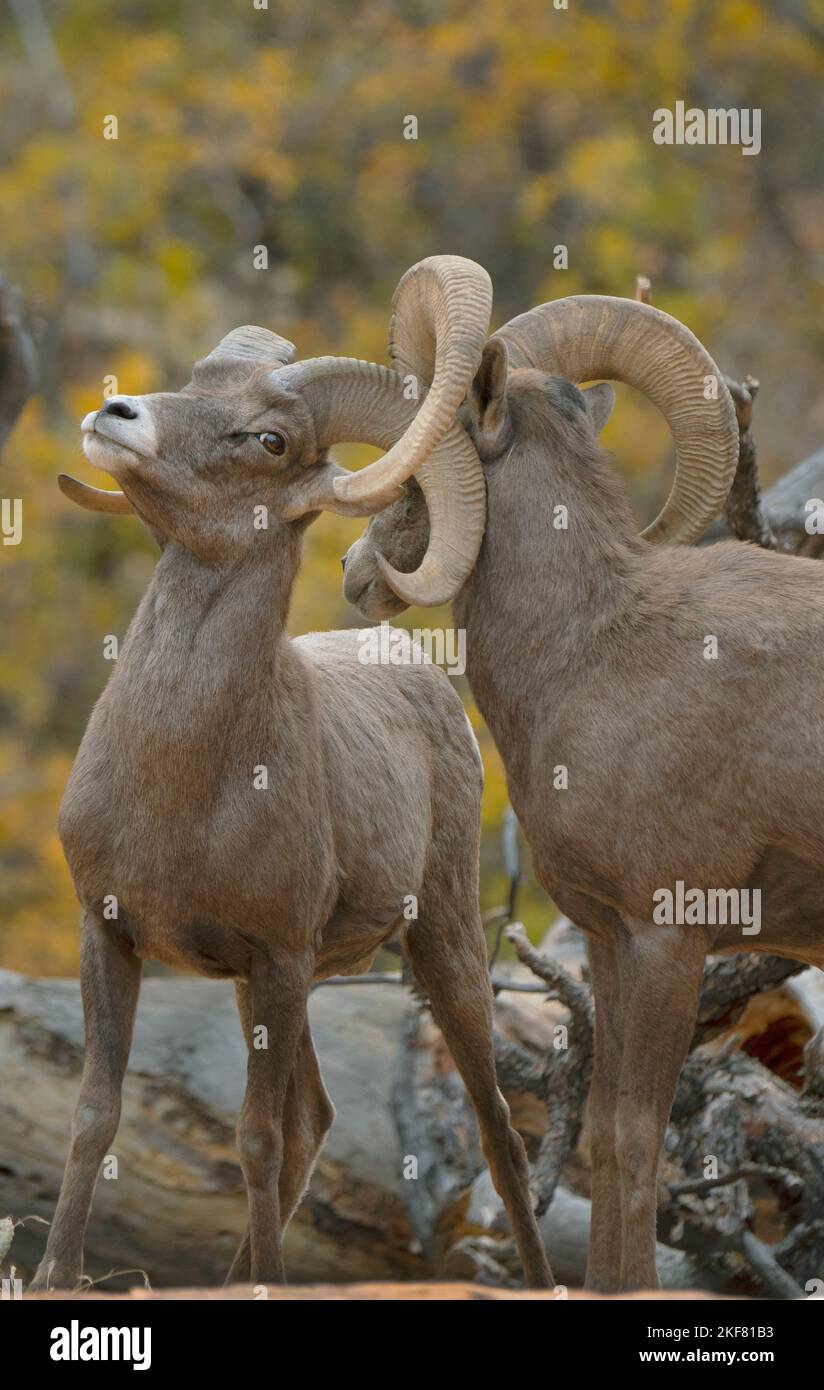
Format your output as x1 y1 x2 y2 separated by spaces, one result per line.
31 257 552 1291
343 286 824 1292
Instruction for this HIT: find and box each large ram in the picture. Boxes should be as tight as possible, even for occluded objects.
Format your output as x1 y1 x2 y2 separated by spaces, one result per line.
342 273 824 1291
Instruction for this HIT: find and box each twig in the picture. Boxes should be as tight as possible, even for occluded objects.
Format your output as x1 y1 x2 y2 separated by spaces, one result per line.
79 1266 152 1292
488 807 522 971
635 274 652 304
314 971 404 988
505 924 592 1018
500 924 595 1214
314 970 552 994
738 1230 805 1300
668 1162 802 1200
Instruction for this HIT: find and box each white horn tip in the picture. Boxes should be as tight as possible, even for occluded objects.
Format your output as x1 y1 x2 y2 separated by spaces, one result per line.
334 470 404 510
376 552 454 610
332 473 354 500
58 473 133 514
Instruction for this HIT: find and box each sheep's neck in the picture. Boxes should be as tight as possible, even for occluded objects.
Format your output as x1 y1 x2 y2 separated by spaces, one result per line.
107 537 303 754
63 534 312 941
453 450 639 791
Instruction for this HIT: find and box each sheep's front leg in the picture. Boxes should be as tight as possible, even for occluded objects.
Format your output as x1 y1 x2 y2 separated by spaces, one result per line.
613 922 707 1290
30 913 142 1290
235 950 312 1285
227 1002 334 1284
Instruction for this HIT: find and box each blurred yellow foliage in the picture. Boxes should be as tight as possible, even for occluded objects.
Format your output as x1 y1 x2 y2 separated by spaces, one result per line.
1 0 823 973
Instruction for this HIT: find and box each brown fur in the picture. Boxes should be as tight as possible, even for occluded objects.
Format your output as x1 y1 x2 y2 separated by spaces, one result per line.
344 350 824 1291
31 368 552 1291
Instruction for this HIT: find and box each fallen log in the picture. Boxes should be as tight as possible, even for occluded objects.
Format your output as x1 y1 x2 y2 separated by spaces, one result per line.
2 959 719 1295
0 969 423 1288
4 931 822 1296
392 916 824 1297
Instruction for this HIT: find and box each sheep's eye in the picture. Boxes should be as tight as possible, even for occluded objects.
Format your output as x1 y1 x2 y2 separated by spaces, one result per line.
257 431 287 456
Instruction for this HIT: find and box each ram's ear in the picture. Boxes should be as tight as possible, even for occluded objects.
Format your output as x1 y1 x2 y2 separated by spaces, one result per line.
463 337 511 460
581 382 615 435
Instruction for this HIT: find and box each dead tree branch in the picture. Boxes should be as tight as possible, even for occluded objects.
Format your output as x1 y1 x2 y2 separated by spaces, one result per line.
721 375 779 549
0 278 37 452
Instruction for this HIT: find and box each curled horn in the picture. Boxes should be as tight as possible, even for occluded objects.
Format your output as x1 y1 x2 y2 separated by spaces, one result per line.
331 255 492 510
189 325 296 382
273 255 492 606
494 296 739 544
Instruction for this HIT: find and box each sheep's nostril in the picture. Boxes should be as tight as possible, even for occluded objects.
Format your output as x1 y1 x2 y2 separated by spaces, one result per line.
100 399 139 421
340 555 347 572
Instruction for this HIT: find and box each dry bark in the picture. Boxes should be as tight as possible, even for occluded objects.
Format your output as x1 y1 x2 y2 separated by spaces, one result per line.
393 917 824 1298
719 376 778 549
701 433 824 557
3 939 821 1297
0 970 423 1289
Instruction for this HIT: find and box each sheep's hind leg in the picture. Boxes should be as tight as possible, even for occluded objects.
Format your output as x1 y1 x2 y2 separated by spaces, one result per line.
30 913 142 1290
584 933 625 1291
227 990 334 1284
613 921 708 1291
402 897 554 1290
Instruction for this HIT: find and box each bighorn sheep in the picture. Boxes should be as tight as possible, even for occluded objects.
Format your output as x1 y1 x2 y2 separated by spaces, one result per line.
343 280 824 1292
31 257 552 1291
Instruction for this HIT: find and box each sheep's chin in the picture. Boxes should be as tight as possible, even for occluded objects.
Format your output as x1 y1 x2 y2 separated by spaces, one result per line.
82 432 143 475
357 580 408 621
